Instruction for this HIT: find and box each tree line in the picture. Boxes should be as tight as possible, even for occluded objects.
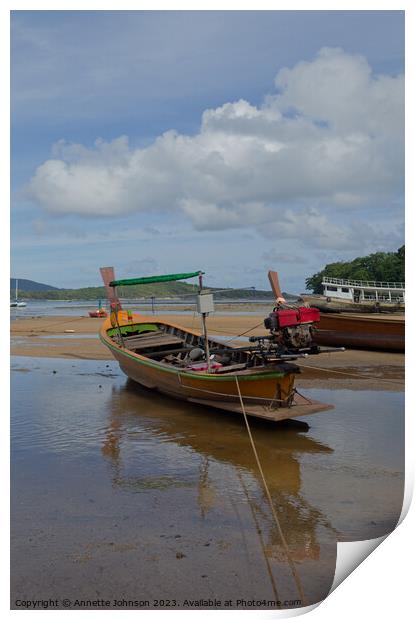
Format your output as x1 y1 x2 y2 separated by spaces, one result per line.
305 246 405 294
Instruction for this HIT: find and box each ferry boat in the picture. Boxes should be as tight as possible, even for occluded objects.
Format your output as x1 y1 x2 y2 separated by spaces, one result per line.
302 277 405 313
302 278 404 351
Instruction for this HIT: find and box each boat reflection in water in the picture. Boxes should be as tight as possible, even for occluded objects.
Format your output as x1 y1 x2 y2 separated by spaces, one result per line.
101 379 338 602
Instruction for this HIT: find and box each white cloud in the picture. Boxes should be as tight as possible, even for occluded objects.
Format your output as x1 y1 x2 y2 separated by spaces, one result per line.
259 207 353 249
180 199 270 231
259 207 403 252
124 257 159 276
27 48 404 249
262 249 307 265
273 47 403 137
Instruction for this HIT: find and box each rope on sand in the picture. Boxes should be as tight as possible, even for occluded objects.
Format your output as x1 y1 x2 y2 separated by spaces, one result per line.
234 376 306 605
296 362 404 386
236 470 280 601
11 315 94 332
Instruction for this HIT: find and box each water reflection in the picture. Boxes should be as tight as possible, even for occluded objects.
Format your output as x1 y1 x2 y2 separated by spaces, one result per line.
102 379 338 567
11 357 403 607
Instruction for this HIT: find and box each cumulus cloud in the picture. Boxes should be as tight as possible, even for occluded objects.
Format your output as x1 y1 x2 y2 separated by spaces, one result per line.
258 207 403 252
262 248 307 265
259 207 354 249
125 257 160 276
27 47 404 249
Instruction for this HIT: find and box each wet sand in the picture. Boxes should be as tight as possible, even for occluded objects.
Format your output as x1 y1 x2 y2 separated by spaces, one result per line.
11 315 404 391
11 308 405 608
11 355 404 608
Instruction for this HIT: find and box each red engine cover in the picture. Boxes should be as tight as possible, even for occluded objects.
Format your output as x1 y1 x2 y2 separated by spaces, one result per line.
298 307 320 323
275 307 320 327
276 309 299 327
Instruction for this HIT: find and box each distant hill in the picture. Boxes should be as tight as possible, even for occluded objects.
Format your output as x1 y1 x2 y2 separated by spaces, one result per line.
12 279 276 300
10 278 61 293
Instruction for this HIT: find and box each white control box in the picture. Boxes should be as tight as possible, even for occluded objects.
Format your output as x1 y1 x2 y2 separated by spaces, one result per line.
196 293 215 314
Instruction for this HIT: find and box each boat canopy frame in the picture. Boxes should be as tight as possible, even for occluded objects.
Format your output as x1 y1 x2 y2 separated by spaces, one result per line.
109 271 204 288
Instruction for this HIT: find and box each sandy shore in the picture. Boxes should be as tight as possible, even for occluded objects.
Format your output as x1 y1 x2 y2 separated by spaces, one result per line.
11 314 404 390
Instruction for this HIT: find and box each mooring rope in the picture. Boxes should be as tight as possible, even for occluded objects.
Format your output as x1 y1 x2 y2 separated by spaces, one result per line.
296 362 404 386
234 376 306 605
193 320 266 343
177 374 295 405
236 470 280 601
11 315 90 332
136 286 265 300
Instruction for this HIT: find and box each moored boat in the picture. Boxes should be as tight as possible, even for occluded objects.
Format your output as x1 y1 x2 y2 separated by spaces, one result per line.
98 267 339 423
10 279 27 308
89 309 107 318
301 277 405 314
313 312 404 352
301 294 404 314
88 299 107 318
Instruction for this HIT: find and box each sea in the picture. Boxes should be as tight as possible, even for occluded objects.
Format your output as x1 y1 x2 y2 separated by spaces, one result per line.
10 298 274 319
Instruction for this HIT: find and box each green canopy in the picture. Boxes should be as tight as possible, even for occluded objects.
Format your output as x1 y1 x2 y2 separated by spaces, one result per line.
110 271 203 287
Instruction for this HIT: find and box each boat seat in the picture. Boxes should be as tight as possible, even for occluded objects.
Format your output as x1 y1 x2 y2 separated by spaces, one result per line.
125 331 184 351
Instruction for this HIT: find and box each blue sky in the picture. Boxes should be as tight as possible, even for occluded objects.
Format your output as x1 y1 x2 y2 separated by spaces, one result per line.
11 10 404 292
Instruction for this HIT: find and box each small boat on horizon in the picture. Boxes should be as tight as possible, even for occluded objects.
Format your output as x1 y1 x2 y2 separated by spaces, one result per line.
88 299 107 318
10 279 27 308
97 267 341 424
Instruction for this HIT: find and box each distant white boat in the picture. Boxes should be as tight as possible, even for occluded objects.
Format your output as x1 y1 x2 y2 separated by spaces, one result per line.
10 279 27 308
301 277 405 314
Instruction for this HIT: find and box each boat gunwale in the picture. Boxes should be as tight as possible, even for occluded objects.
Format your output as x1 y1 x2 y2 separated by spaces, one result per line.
318 312 405 325
99 317 290 381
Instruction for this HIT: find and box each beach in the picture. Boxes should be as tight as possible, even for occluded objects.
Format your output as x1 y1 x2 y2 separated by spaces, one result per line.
11 308 405 608
11 313 404 391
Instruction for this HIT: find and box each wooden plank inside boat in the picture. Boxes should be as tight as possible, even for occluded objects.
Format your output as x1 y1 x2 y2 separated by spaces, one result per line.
188 393 334 422
125 332 184 350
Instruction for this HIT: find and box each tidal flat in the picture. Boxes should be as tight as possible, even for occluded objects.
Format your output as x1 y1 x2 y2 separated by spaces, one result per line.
11 352 404 609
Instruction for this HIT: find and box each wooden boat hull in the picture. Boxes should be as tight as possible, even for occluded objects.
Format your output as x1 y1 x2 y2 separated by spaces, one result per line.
100 312 333 423
302 294 404 314
314 313 405 352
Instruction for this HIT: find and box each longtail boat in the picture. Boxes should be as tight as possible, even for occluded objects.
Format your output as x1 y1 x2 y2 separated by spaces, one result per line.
98 268 339 423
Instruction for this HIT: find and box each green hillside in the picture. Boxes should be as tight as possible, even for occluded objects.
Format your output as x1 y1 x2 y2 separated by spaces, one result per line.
10 278 60 292
15 281 275 301
14 281 193 300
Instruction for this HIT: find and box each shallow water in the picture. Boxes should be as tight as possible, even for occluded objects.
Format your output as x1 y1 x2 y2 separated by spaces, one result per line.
10 299 271 320
11 356 404 609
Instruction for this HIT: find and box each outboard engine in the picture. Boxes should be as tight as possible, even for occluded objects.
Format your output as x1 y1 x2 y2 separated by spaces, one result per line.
246 272 343 362
264 307 321 350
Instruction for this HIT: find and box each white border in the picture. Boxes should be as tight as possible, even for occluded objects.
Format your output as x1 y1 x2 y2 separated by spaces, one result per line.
4 2 412 618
